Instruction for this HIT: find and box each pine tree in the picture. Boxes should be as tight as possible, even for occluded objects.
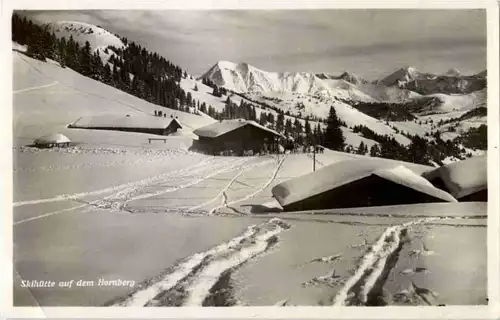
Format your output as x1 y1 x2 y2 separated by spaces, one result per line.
259 112 267 126
276 112 285 133
80 41 93 76
324 106 345 151
285 118 293 137
293 118 302 138
370 144 380 157
357 141 366 155
213 86 220 97
304 119 311 143
407 135 431 165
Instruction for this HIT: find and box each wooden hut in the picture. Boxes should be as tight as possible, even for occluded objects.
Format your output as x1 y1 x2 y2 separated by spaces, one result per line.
33 133 71 148
193 119 284 156
272 159 457 211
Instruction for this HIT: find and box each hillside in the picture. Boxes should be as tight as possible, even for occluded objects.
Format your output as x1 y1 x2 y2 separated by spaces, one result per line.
13 49 215 149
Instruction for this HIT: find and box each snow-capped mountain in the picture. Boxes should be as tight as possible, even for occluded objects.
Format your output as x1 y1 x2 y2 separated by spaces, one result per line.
380 66 486 95
380 66 436 87
201 61 331 94
404 74 486 95
316 71 364 85
201 61 384 102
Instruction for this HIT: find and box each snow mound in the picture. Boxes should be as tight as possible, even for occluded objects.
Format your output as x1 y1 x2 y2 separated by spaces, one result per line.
34 133 70 145
423 155 487 200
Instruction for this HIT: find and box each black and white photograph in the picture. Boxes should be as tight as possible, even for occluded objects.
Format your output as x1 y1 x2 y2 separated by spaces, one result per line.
6 3 497 314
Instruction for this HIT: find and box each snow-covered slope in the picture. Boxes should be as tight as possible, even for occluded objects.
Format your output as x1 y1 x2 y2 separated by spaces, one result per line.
13 49 215 149
48 21 125 63
405 88 486 116
49 21 125 51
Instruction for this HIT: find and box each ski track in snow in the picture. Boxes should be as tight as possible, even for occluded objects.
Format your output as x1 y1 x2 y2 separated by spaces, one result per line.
13 81 59 94
13 156 242 223
216 155 287 213
200 158 276 214
122 157 252 205
332 216 447 306
13 156 171 173
13 157 214 207
112 218 291 307
14 203 88 225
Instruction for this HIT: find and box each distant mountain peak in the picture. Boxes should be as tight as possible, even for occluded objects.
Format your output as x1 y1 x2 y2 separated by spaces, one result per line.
315 70 363 85
339 71 362 85
476 70 487 77
201 61 323 93
381 66 435 87
445 68 461 77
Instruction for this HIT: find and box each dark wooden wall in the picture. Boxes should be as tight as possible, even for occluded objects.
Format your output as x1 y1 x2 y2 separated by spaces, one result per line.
282 175 452 211
196 124 279 155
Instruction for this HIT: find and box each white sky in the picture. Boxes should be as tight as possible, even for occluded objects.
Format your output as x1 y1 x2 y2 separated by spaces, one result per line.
22 10 486 80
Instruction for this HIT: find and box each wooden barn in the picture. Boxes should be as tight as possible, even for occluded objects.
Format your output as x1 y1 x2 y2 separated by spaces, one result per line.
193 119 284 155
68 115 183 136
272 159 457 211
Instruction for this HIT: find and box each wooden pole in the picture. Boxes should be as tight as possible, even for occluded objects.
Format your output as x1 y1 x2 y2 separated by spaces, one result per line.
313 144 316 172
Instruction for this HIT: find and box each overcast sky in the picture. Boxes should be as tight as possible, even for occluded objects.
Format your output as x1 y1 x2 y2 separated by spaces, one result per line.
22 10 486 80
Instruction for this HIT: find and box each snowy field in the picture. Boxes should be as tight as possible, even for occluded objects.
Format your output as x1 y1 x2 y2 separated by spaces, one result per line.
12 48 487 307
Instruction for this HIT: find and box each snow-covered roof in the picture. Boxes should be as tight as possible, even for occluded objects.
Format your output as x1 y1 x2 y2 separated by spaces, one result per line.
272 158 457 208
69 115 173 130
423 155 487 199
193 119 284 139
168 118 183 129
373 165 457 202
34 133 70 145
